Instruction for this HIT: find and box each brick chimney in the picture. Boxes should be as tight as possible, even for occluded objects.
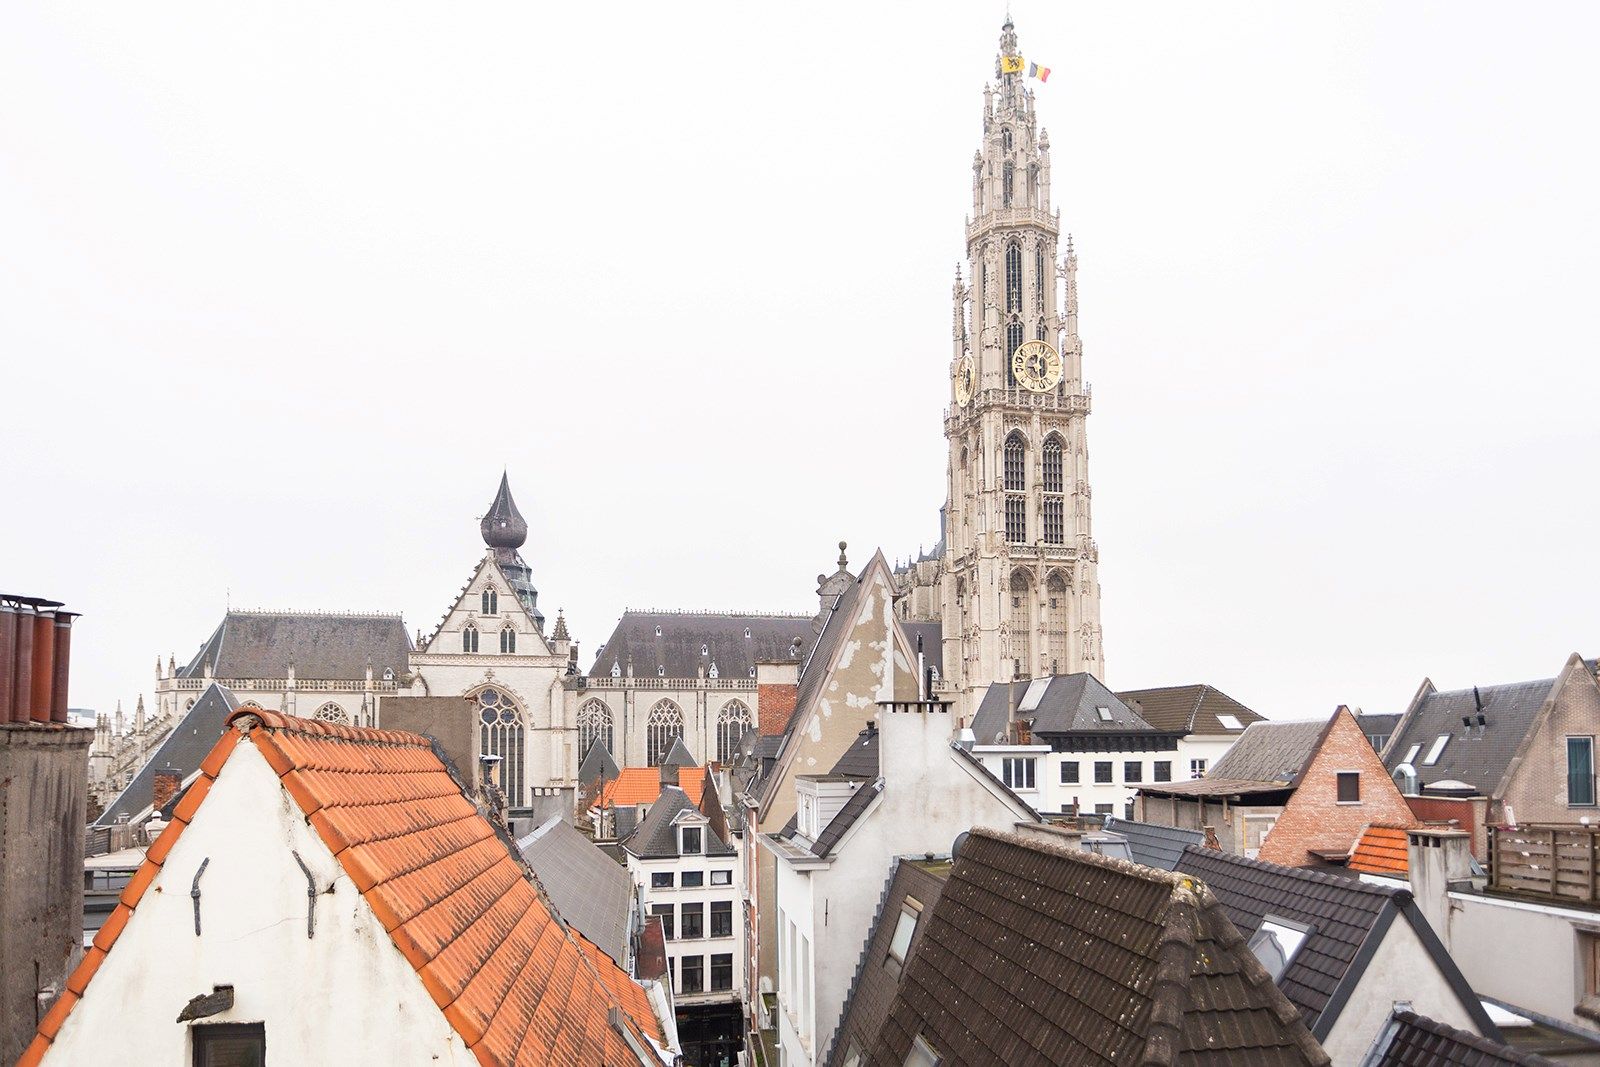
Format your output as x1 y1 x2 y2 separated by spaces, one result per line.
1202 825 1222 850
153 766 183 813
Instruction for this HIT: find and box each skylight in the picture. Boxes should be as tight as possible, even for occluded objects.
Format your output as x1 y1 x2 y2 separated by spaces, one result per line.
1248 917 1312 982
1096 706 1113 722
1423 734 1449 766
1402 743 1421 765
1019 677 1051 713
1217 714 1242 731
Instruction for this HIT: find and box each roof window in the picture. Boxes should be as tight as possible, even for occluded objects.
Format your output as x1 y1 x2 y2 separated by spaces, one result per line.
657 666 665 677
1248 916 1311 982
744 627 752 638
1423 734 1449 766
1217 714 1242 730
610 661 621 678
1096 706 1113 722
655 625 662 637
1402 743 1422 765
701 644 709 655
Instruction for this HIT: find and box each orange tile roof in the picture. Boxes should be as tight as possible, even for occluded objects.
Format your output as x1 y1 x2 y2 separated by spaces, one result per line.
1348 824 1411 877
21 711 664 1067
597 766 704 809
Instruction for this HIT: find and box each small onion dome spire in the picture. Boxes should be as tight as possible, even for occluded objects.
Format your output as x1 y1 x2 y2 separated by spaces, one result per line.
481 472 528 551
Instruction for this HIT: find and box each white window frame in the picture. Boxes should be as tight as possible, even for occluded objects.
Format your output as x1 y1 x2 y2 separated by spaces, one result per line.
1423 734 1449 766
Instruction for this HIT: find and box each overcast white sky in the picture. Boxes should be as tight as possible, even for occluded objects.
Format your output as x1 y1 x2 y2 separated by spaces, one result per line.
3 2 1596 724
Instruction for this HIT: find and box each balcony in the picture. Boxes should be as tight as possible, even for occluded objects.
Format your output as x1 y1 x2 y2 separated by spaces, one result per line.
1488 824 1600 906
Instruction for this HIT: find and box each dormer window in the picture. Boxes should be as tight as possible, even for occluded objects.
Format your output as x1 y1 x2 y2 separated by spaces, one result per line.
681 826 702 855
702 644 709 656
748 668 756 679
657 666 666 677
382 667 394 681
744 627 751 639
708 662 719 680
611 661 621 678
481 589 498 615
655 625 663 637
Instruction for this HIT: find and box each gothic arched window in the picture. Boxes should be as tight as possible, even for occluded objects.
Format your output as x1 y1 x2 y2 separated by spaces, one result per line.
717 701 753 764
1005 322 1024 387
1002 127 1013 153
314 702 350 725
1042 433 1065 545
1009 571 1034 677
1045 573 1071 675
1005 242 1022 313
1003 161 1014 208
481 589 498 615
578 698 614 760
1004 431 1027 544
477 687 526 805
647 700 684 768
500 626 516 654
1037 319 1048 342
1036 245 1047 301
462 624 479 653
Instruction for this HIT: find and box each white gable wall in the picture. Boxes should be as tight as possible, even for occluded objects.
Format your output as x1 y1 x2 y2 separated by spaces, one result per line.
1320 914 1487 1065
44 741 474 1065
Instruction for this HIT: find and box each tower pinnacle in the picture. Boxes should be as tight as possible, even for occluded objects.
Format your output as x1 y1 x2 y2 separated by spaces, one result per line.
481 472 529 553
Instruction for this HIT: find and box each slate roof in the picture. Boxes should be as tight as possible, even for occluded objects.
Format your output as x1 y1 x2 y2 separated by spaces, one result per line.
1209 719 1329 784
969 672 1158 745
1383 678 1558 797
793 575 864 731
1173 845 1496 1042
597 767 705 810
588 610 814 680
868 828 1330 1066
179 610 412 680
1355 712 1402 738
899 621 943 676
28 710 664 1067
829 724 879 779
1348 825 1411 878
1117 683 1264 736
1135 777 1296 799
808 779 884 858
623 786 736 860
1368 1011 1555 1066
517 816 634 966
94 683 239 827
1101 816 1205 872
660 736 696 769
577 741 620 786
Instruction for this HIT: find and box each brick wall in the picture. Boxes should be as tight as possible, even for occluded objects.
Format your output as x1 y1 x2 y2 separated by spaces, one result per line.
1258 707 1417 867
1405 795 1488 859
757 682 798 737
1500 657 1600 829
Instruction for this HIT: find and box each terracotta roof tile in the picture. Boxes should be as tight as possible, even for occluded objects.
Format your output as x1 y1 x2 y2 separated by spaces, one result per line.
598 766 705 808
1349 825 1411 876
28 709 666 1066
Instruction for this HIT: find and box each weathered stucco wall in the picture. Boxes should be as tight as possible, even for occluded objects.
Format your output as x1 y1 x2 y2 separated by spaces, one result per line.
0 725 91 1066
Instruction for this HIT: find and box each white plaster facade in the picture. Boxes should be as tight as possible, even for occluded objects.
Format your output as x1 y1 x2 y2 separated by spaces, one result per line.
626 810 745 1011
765 700 1037 1067
43 741 477 1065
970 733 1231 819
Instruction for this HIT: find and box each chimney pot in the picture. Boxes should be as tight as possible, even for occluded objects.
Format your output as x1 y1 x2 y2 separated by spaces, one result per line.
153 767 183 813
0 603 15 723
12 605 35 723
30 608 56 723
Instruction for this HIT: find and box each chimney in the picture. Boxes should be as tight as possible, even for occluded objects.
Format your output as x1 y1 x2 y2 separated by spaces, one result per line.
152 766 183 813
1406 828 1473 940
10 603 34 723
50 611 75 724
876 698 955 794
30 606 56 724
1202 825 1222 850
659 762 679 789
0 602 14 724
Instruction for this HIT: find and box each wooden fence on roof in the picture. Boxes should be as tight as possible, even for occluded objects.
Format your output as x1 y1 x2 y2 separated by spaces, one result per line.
1488 824 1600 904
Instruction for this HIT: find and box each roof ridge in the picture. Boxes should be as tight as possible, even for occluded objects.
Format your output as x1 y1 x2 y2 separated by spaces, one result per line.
622 608 812 619
1183 843 1402 898
228 708 434 748
226 609 406 619
968 826 1188 890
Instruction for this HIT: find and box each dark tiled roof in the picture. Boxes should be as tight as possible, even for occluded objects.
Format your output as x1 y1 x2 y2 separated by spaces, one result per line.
1356 712 1402 736
1135 777 1296 800
828 860 951 1067
1383 679 1557 797
1117 683 1265 736
36 711 664 1066
180 611 411 680
577 741 620 785
899 621 943 676
1101 816 1205 872
829 725 879 779
1371 1011 1555 1066
661 736 696 769
517 816 633 966
1209 719 1328 784
624 786 735 860
793 576 864 732
969 672 1156 744
95 683 239 826
869 828 1329 1066
1174 845 1415 1035
809 779 883 858
588 610 814 680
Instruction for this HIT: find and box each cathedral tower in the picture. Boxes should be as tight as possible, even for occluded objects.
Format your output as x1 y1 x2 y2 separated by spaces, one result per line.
941 18 1105 697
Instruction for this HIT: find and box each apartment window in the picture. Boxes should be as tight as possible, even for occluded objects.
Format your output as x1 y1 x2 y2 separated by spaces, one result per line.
652 903 674 941
1124 761 1143 784
1094 803 1114 816
1336 771 1361 804
1190 758 1208 778
710 869 732 886
1094 761 1113 784
651 872 674 889
888 900 922 969
1002 757 1036 790
682 871 704 888
1570 737 1597 806
1125 800 1136 820
1154 760 1172 783
710 953 734 992
1367 733 1391 752
1060 761 1080 784
681 827 702 855
711 900 733 938
1060 803 1078 816
681 955 704 994
193 1023 265 1067
681 902 704 940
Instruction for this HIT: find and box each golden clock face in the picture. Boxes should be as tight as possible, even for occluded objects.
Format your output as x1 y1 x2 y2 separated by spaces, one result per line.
953 355 975 406
1011 339 1063 393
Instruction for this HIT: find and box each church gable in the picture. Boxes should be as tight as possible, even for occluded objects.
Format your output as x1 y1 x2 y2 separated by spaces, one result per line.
424 554 552 658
